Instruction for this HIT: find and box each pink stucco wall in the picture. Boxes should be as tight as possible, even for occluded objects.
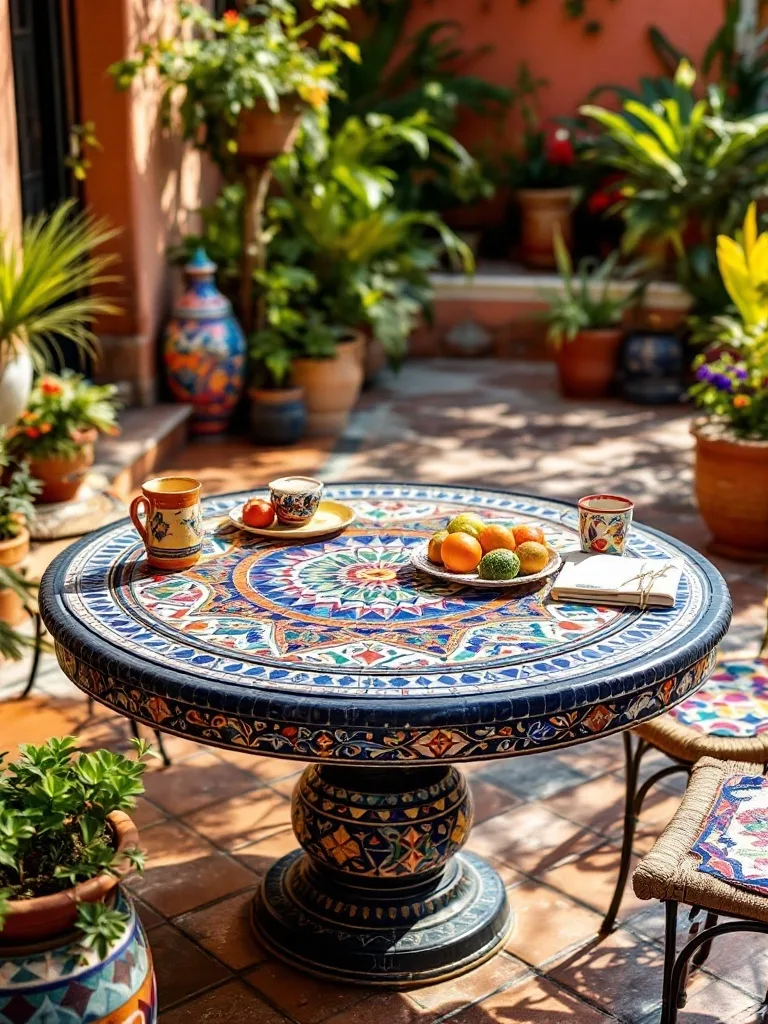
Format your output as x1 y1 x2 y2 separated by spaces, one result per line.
400 0 724 144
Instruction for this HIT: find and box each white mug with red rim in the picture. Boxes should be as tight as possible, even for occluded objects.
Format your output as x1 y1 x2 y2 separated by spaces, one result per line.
577 494 634 555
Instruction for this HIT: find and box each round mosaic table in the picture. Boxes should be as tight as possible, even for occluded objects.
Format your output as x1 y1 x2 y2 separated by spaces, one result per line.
40 483 732 987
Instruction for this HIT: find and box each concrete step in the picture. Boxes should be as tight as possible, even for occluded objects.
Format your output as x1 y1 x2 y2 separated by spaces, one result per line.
93 403 192 499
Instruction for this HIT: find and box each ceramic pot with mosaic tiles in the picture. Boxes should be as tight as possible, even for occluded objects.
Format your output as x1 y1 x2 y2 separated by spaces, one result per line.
692 419 768 561
163 247 246 436
292 330 365 437
555 327 623 399
0 812 156 1023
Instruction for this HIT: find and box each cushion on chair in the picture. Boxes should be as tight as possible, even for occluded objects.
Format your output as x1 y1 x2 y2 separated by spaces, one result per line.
635 659 768 765
633 757 768 922
693 773 768 896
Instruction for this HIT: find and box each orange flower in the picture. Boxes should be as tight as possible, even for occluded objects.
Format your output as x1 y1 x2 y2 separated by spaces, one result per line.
21 411 37 422
222 9 240 26
25 426 41 439
40 379 62 396
305 87 328 109
38 422 52 434
734 394 752 408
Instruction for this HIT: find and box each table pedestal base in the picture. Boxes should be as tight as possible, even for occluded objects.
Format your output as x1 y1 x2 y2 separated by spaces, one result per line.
251 764 512 986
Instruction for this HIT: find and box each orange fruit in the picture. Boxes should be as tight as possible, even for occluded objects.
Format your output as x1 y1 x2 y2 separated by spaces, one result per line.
516 541 550 575
428 530 449 564
441 532 483 573
478 524 517 554
512 524 546 547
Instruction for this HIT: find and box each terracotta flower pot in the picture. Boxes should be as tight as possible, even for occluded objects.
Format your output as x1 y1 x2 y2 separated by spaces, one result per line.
0 525 30 628
248 386 307 446
28 428 97 504
292 332 365 437
555 328 623 399
237 99 303 161
517 187 574 269
364 335 388 387
0 810 138 944
692 420 768 561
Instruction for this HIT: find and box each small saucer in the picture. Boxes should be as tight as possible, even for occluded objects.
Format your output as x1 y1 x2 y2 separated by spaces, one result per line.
228 500 355 540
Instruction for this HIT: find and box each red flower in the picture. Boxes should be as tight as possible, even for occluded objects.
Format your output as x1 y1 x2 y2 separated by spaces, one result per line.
222 9 240 26
40 379 62 396
24 427 41 439
547 129 574 167
587 191 612 215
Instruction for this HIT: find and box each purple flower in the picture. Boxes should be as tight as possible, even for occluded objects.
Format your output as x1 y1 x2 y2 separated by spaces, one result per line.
712 373 733 392
695 365 712 382
735 366 748 380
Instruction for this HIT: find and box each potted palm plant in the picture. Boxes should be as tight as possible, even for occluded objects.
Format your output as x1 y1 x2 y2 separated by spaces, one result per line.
0 201 118 429
545 228 635 399
0 737 156 1016
7 372 119 504
689 203 768 560
0 443 39 627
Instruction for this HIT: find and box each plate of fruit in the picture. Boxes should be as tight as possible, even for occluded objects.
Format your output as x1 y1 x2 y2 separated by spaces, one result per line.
410 513 562 588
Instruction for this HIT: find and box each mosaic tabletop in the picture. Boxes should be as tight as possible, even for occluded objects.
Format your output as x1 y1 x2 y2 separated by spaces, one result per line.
40 484 732 764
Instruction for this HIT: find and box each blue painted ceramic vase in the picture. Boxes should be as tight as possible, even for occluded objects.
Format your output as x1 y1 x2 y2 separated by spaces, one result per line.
619 331 685 405
0 889 156 1023
164 247 246 435
248 387 307 446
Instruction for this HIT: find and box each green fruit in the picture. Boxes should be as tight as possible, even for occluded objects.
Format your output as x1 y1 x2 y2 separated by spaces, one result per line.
447 513 485 539
478 549 521 581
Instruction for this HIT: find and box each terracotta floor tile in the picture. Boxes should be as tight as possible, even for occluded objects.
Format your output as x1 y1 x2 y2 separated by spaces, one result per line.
541 839 646 921
134 895 165 932
469 778 521 824
451 974 610 1023
505 881 602 967
322 992 431 1024
543 773 628 836
217 749 308 783
235 831 298 877
408 951 528 1013
245 960 371 1024
0 697 85 757
142 751 263 816
469 803 595 876
567 734 626 777
130 795 167 830
152 733 205 761
549 927 667 1021
476 752 591 802
656 978 762 1024
127 819 259 916
185 789 293 852
268 773 303 800
176 887 266 971
149 923 230 1009
161 980 291 1023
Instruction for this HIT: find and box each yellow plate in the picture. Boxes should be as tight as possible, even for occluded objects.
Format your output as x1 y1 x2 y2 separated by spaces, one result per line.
228 499 355 540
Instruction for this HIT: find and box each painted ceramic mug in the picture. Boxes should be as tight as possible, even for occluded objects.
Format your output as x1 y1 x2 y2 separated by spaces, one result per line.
578 494 634 555
130 476 204 571
269 476 323 525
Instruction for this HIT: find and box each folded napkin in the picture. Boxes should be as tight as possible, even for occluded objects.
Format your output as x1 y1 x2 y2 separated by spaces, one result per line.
550 553 683 609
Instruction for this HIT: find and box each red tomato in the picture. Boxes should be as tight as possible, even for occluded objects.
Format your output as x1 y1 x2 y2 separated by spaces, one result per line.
242 498 275 529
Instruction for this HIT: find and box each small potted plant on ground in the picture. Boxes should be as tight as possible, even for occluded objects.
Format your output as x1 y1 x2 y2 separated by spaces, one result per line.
7 372 119 504
0 737 156 1016
0 201 118 429
0 442 39 627
545 228 635 399
507 64 578 268
689 203 768 560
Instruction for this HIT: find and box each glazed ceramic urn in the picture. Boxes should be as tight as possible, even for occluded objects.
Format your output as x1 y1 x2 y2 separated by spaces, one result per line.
164 247 246 436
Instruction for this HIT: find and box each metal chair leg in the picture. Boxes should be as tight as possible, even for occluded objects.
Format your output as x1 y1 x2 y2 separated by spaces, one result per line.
19 613 43 699
601 732 646 934
601 735 691 935
660 900 679 1024
691 909 719 969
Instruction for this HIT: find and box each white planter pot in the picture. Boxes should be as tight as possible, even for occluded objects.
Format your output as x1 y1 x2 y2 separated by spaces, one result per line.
0 346 33 427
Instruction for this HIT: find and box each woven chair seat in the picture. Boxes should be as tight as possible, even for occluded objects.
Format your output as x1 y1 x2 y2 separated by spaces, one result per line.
635 658 768 763
633 757 768 923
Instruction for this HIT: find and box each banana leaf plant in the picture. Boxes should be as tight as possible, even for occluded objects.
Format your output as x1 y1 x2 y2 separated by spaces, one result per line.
580 59 768 313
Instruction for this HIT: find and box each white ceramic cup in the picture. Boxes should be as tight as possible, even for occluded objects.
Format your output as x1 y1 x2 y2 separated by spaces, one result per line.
578 494 634 555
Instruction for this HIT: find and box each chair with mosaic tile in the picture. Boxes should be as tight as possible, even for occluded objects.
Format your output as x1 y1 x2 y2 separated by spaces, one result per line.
602 606 768 936
632 756 768 1024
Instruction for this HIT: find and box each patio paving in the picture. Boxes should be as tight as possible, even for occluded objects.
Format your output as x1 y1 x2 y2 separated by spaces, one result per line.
2 358 767 1022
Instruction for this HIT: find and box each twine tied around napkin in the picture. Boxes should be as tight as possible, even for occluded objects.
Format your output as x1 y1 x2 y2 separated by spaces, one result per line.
620 563 673 610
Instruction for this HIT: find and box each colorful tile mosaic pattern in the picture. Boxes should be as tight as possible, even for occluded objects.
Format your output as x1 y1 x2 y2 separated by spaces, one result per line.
670 658 768 738
694 773 768 894
0 890 156 1023
40 485 730 763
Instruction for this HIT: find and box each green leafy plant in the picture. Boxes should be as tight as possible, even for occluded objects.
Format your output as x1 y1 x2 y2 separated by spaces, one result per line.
6 372 119 462
0 567 39 661
331 2 512 212
545 227 635 348
65 122 102 182
690 203 768 438
110 1 361 178
0 736 154 956
580 59 768 313
0 200 119 371
507 63 578 190
0 462 39 542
